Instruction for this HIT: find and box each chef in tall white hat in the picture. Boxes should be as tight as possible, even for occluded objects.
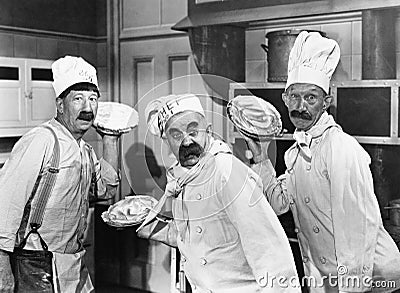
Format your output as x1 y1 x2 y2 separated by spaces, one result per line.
0 55 121 292
247 31 400 292
138 93 300 292
283 31 340 132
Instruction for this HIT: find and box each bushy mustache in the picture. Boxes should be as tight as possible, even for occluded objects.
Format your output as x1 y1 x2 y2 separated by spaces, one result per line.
179 142 204 162
290 110 312 120
77 111 94 121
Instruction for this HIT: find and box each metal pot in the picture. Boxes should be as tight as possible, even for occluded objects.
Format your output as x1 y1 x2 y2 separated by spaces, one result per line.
384 199 400 226
261 29 326 82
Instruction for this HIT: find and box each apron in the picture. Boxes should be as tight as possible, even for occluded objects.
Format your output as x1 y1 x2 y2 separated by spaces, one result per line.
53 251 93 293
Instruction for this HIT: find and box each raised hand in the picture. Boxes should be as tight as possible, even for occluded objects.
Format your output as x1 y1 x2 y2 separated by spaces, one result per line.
245 138 272 164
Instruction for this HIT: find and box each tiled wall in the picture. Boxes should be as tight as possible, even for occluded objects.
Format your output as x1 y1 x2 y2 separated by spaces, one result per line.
246 11 400 83
245 19 362 83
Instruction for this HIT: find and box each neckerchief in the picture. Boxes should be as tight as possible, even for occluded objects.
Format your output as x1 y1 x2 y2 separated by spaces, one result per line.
137 138 231 231
285 112 340 170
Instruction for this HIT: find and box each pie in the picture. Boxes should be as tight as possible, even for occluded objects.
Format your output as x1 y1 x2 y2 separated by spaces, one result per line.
93 102 139 135
227 95 283 141
101 195 158 227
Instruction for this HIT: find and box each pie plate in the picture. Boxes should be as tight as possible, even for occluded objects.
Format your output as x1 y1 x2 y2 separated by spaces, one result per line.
93 102 139 135
227 95 283 141
101 195 158 227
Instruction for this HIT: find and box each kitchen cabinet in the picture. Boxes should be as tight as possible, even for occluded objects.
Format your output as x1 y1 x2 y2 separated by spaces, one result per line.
0 57 55 137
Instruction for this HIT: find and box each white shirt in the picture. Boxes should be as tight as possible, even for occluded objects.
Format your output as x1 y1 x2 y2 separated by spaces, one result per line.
139 139 300 292
0 118 119 292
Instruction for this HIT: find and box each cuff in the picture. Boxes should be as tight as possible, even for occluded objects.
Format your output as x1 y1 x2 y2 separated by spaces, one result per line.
251 159 277 192
99 158 121 186
0 234 16 252
337 264 373 292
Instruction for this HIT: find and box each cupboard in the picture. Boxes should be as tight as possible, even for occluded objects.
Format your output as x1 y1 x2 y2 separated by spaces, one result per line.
0 57 55 137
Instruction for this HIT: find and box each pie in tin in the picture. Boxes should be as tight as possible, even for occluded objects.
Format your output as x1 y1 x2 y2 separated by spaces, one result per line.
227 95 283 141
93 102 138 135
101 195 158 227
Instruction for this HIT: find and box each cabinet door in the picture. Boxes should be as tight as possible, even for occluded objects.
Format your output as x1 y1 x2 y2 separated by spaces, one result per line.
0 58 26 128
25 59 56 126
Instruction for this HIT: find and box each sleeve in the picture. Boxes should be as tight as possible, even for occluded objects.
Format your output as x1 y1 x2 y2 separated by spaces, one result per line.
251 159 291 215
0 129 53 252
220 157 299 292
327 132 380 292
137 218 178 248
89 146 120 199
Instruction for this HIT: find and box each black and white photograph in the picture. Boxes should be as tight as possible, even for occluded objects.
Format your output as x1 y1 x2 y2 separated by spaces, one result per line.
0 1 400 293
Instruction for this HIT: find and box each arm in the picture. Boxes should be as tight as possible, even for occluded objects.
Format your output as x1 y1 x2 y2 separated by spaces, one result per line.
0 249 13 292
252 160 291 215
90 135 120 199
247 138 291 215
327 133 379 292
220 158 299 292
0 129 52 292
0 129 52 252
102 135 119 172
137 218 178 248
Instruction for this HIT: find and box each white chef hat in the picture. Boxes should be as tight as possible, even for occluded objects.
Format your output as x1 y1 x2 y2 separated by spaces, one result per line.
285 31 340 94
145 94 205 138
52 55 99 97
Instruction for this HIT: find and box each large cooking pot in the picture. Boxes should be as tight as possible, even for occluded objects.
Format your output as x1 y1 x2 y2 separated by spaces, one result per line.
384 199 400 226
261 29 326 82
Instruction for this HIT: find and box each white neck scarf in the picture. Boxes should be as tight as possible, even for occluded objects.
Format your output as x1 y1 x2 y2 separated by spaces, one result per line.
137 138 231 231
285 112 340 170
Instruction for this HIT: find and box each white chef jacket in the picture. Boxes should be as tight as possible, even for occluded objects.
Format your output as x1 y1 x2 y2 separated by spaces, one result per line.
139 139 300 293
0 118 119 292
253 113 400 293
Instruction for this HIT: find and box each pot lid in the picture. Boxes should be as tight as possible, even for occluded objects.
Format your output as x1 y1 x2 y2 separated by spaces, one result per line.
266 29 326 38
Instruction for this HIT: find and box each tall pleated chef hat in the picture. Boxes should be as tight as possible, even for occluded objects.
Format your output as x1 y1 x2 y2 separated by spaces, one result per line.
285 31 340 94
52 55 99 97
145 94 205 138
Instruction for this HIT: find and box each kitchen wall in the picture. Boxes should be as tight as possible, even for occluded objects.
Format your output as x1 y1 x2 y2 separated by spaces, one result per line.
0 0 107 161
116 1 190 291
2 1 400 292
116 5 400 293
0 0 107 282
0 0 105 36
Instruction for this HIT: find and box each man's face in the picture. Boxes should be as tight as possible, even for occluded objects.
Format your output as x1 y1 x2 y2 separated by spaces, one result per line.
56 90 98 139
165 111 209 169
282 83 332 131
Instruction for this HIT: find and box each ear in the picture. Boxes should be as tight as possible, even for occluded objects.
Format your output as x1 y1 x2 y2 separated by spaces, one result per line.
322 95 333 110
206 124 212 135
282 93 289 107
55 97 64 114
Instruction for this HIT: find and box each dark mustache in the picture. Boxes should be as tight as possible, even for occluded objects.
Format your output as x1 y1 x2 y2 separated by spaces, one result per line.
179 142 203 160
77 111 94 121
290 110 312 120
